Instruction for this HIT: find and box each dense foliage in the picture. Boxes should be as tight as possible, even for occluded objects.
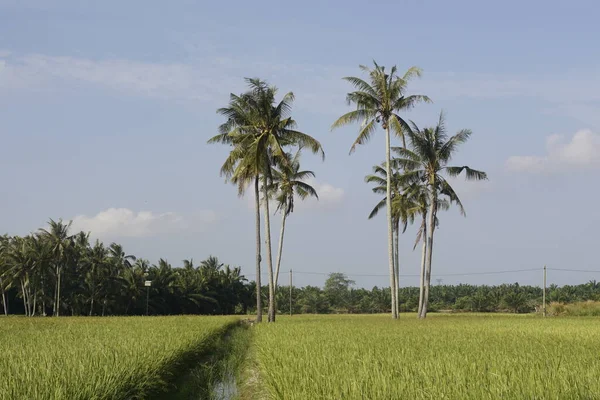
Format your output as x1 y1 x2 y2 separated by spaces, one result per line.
277 275 600 314
0 220 251 316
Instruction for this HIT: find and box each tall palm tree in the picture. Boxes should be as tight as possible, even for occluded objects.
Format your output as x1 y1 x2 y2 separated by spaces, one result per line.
272 149 319 288
396 112 487 318
39 219 73 316
210 78 323 323
0 235 10 315
400 181 448 315
332 61 430 318
84 241 108 316
5 236 33 316
365 164 415 314
210 86 264 322
27 234 52 316
108 243 136 272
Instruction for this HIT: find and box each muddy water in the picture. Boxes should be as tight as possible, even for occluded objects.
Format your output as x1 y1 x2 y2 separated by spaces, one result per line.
211 373 237 400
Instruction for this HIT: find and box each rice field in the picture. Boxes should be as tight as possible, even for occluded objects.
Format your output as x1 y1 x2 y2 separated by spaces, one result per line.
0 316 239 399
5 314 600 399
251 314 600 399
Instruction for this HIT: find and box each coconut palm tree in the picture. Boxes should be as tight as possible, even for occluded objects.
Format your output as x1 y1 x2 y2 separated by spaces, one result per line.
210 78 323 323
84 241 109 316
395 111 487 318
365 164 416 314
5 236 33 316
39 219 73 316
271 149 318 288
400 181 449 315
332 61 430 318
209 86 265 322
0 235 10 315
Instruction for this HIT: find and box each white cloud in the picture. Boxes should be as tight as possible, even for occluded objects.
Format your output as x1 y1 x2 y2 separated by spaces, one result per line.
297 179 344 211
0 53 220 101
446 176 491 200
70 208 217 238
506 129 600 173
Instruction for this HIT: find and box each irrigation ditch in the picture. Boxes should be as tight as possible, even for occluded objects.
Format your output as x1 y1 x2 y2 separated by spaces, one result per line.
154 320 255 400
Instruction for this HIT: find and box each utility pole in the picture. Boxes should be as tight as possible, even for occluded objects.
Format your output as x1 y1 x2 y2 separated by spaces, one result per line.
289 269 293 316
543 265 547 318
145 280 152 316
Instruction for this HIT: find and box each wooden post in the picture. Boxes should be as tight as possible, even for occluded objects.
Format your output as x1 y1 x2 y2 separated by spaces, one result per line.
289 269 293 316
543 265 547 317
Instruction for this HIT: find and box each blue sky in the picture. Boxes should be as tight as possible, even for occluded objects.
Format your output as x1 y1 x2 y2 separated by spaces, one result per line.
1 0 599 287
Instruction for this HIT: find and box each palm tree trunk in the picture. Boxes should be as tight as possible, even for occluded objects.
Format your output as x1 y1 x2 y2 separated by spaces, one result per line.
274 212 287 288
56 266 61 317
21 280 28 317
32 291 37 317
254 176 263 323
53 266 57 315
42 277 46 316
262 173 276 323
417 214 427 315
385 126 397 319
394 219 400 315
419 190 436 319
0 277 7 316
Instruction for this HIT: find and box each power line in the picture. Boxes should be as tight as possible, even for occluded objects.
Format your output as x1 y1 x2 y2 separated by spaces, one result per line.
244 267 542 278
548 268 600 273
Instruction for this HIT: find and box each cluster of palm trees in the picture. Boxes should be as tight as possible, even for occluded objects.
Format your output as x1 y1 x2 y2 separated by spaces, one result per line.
0 219 250 316
214 62 487 322
333 62 487 319
209 79 324 322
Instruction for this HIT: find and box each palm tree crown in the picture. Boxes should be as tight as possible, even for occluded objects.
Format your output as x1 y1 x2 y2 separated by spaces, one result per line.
332 61 431 151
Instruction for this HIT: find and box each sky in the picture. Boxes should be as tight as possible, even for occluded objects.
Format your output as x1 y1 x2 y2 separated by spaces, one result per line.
1 0 599 288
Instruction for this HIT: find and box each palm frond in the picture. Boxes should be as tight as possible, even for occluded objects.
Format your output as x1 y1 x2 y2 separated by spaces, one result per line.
349 118 377 154
331 109 377 130
445 166 488 181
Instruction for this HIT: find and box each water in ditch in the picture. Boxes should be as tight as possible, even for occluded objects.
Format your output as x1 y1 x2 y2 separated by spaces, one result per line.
165 324 251 400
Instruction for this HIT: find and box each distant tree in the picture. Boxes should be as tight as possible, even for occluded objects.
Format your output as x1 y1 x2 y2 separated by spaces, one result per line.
39 219 73 316
324 273 356 311
298 286 330 314
502 292 529 313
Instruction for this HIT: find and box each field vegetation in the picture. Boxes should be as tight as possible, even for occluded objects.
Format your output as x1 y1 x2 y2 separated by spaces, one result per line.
0 316 239 399
251 314 600 399
548 300 600 316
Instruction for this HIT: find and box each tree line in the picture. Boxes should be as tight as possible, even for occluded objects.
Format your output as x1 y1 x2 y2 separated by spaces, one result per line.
281 273 600 314
0 220 250 316
211 61 487 322
1 223 596 317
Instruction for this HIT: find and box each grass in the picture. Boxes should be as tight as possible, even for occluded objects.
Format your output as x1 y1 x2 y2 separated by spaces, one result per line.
250 314 600 399
549 300 600 316
0 316 239 399
7 313 600 399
